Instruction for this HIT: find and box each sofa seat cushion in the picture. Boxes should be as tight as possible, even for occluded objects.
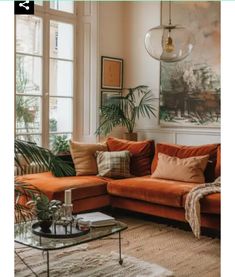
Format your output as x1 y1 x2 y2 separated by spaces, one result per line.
16 172 109 202
107 176 197 208
182 192 220 215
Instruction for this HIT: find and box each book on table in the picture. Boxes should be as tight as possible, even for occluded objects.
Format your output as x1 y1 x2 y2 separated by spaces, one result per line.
75 212 116 227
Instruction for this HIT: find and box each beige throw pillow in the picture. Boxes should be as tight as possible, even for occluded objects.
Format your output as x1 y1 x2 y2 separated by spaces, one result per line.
69 140 107 176
96 151 132 178
151 153 209 183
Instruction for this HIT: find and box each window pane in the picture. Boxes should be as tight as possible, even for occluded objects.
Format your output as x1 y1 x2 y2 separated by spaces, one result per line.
16 55 42 95
49 98 72 132
50 21 73 60
16 134 42 146
50 60 73 97
35 0 43 6
49 133 72 151
50 1 74 14
16 15 42 55
16 96 41 134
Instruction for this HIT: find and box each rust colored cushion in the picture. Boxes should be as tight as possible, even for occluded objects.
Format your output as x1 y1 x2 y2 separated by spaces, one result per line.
151 143 219 182
69 140 107 176
215 145 221 178
107 176 197 207
151 153 209 183
16 172 108 202
106 137 155 176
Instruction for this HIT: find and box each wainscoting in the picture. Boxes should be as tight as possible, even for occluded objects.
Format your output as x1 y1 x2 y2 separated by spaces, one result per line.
136 128 220 146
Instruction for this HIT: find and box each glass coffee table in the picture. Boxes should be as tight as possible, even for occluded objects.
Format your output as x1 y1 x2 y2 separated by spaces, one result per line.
15 220 128 277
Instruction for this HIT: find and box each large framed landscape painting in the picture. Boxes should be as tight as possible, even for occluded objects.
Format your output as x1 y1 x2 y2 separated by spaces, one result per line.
160 2 220 127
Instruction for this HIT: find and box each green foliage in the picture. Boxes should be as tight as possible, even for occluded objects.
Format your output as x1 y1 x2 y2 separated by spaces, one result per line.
16 56 39 141
15 183 41 223
52 135 70 155
28 194 62 221
49 118 58 132
96 85 157 136
15 139 75 177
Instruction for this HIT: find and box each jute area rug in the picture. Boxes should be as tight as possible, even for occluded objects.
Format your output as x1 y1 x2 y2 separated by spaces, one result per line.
15 215 220 277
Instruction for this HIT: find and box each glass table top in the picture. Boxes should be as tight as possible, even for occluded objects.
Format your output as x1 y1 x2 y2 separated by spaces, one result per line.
15 220 128 251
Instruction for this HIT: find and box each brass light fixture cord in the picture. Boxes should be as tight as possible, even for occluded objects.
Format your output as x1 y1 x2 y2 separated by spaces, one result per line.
169 1 172 25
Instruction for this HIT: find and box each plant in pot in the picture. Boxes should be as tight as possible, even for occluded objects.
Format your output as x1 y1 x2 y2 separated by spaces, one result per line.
96 85 157 141
51 135 70 156
27 194 62 232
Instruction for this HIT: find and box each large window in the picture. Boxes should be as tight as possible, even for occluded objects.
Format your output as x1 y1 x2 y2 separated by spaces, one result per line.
15 1 76 148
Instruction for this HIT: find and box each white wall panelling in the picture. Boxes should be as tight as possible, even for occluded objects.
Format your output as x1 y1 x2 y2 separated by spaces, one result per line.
136 128 220 145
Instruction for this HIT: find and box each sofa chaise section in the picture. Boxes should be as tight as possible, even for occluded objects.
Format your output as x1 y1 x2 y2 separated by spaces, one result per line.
16 172 111 213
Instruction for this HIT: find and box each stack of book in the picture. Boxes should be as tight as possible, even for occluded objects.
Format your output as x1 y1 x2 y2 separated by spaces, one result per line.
75 212 116 227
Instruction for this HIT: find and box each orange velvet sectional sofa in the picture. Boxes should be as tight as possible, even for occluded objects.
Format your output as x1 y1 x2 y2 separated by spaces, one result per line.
16 137 221 231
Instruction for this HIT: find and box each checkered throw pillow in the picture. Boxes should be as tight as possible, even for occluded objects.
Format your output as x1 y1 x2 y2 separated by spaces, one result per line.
96 151 132 178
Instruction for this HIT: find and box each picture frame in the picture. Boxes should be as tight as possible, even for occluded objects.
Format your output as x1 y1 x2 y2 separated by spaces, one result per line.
101 91 122 107
101 56 123 90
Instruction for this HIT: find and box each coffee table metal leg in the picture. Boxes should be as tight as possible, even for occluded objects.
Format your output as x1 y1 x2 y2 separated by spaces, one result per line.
46 251 50 277
118 231 123 265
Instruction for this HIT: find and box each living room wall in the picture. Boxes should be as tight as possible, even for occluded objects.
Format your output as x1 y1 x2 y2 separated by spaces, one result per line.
98 1 220 145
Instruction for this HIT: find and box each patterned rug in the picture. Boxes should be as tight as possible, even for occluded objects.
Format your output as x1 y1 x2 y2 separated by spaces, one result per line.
15 245 173 277
15 215 220 277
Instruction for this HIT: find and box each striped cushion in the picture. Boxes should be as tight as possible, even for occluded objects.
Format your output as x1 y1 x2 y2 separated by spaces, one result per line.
96 151 132 178
14 163 48 176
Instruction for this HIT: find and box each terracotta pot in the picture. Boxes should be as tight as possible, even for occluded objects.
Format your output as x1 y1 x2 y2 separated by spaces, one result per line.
123 132 138 141
39 220 52 232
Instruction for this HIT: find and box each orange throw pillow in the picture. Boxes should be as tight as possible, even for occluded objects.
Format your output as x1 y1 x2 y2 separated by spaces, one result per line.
151 143 219 182
151 153 209 183
69 140 107 176
106 137 155 176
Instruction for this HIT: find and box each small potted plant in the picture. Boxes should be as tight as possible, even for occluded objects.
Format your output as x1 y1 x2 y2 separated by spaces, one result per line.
52 135 70 155
96 85 157 141
28 194 62 232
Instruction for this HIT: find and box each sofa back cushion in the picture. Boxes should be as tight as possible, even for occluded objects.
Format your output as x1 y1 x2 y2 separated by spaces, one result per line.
106 137 155 176
69 140 107 176
151 153 209 183
96 150 132 178
151 143 219 182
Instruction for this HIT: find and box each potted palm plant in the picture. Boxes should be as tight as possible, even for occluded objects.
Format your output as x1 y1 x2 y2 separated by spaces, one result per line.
96 85 157 141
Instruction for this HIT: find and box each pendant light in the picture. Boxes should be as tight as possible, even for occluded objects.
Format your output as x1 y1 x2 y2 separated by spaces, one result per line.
145 1 194 63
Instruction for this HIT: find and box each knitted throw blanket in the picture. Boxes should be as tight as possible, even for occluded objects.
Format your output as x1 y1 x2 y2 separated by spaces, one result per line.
185 177 221 239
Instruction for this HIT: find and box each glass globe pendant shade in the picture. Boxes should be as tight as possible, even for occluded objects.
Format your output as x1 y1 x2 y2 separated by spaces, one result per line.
145 24 194 63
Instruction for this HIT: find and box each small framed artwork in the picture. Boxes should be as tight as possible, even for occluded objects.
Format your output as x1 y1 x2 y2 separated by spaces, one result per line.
101 91 122 107
101 56 123 90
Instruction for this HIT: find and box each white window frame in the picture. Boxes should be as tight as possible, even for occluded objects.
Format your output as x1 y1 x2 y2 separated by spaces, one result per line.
15 1 78 148
15 1 99 146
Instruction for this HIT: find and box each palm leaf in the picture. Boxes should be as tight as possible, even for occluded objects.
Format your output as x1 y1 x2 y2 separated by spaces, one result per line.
14 183 41 223
15 139 75 177
96 85 158 136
